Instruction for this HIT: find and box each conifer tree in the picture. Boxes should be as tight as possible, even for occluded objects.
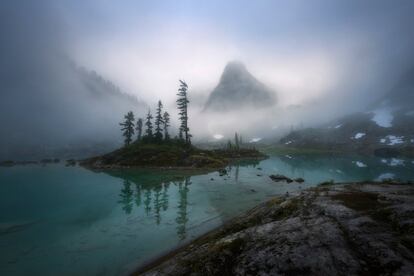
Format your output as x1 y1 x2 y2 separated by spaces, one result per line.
154 100 164 142
136 118 143 142
226 140 232 150
119 111 135 146
144 109 153 141
163 111 170 141
234 132 240 150
176 80 191 144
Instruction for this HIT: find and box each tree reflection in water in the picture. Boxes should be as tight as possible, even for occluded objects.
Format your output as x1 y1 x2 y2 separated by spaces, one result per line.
117 175 191 240
115 160 259 240
118 179 133 214
175 177 191 240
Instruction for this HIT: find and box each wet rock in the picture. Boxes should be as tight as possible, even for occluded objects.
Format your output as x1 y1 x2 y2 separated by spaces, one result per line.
219 169 227 176
294 177 305 183
269 174 293 183
139 183 414 276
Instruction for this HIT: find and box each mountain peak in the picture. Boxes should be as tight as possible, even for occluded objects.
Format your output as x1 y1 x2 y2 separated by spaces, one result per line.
204 61 277 111
223 60 247 72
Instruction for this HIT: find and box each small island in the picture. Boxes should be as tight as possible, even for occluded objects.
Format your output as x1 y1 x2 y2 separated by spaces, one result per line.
81 80 266 170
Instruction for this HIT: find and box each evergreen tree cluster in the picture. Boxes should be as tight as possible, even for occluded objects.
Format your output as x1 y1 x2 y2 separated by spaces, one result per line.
226 132 244 151
119 80 191 146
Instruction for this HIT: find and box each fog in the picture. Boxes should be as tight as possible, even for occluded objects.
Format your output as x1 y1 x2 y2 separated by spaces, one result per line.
1 0 414 157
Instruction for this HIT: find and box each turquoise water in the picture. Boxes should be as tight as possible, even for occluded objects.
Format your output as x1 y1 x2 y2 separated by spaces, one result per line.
1 154 414 276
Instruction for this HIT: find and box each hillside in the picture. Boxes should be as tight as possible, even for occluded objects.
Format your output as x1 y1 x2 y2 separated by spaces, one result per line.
278 67 414 156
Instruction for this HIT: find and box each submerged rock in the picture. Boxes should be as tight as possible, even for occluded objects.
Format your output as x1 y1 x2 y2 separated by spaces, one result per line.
269 174 293 183
218 169 227 176
138 182 414 275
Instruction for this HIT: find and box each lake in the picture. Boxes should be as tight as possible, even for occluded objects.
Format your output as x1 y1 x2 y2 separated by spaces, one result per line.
1 154 414 275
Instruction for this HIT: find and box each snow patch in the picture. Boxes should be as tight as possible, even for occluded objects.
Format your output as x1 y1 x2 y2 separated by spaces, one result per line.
249 137 262 143
390 158 404 167
353 161 367 168
353 133 366 139
381 158 405 167
371 108 393 128
213 134 224 140
334 124 342 129
285 155 293 159
382 135 404 146
375 173 395 181
285 141 292 145
336 169 343 174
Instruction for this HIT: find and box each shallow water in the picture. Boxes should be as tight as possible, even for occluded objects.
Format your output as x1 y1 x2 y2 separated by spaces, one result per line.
1 154 413 276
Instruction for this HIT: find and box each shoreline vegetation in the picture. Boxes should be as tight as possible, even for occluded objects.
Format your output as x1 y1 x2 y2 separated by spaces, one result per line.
135 181 414 275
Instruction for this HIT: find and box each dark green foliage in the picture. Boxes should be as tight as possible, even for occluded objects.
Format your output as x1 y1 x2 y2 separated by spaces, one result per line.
234 132 240 150
136 118 143 142
227 140 233 150
154 100 164 142
176 80 191 144
119 111 135 146
225 132 244 151
88 142 225 168
163 111 170 141
143 110 153 142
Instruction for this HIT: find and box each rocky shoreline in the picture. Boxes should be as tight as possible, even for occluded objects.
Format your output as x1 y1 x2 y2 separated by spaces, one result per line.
136 182 414 275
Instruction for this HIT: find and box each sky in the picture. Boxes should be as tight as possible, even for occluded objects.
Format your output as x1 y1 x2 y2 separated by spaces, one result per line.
1 0 414 155
3 0 414 105
60 0 414 106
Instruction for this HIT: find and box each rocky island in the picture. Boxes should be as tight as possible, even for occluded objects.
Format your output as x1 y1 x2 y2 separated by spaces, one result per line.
81 80 266 171
80 142 266 170
137 182 414 275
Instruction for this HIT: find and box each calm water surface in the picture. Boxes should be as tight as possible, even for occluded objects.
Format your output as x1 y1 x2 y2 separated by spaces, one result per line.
1 154 414 275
